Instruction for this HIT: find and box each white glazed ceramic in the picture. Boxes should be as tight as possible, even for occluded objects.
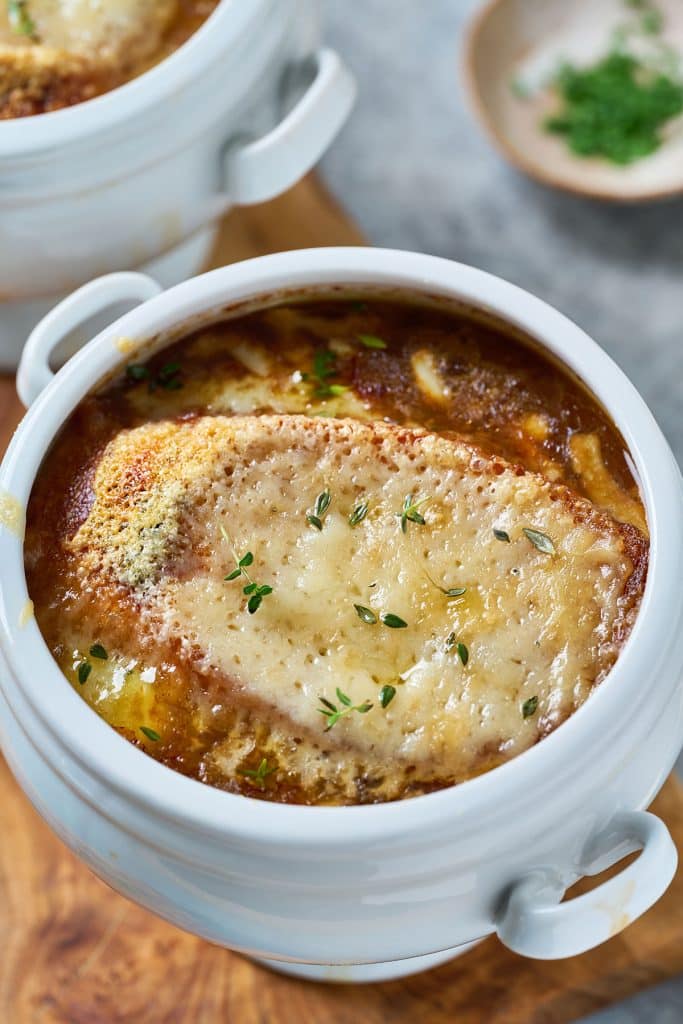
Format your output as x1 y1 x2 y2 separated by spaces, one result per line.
0 0 355 369
1 249 682 984
464 0 683 202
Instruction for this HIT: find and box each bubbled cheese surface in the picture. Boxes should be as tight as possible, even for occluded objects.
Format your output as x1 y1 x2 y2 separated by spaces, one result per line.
67 413 645 791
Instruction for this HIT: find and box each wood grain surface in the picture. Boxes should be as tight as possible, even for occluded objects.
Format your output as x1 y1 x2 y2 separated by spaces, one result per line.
1 175 682 1024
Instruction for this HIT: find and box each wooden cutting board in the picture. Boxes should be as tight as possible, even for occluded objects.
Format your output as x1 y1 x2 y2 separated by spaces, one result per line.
1 175 683 1024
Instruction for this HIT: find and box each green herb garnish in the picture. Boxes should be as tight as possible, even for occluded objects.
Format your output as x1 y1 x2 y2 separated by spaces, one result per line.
221 526 273 614
381 613 408 629
440 586 467 598
302 349 348 400
8 0 35 36
77 661 92 685
89 643 108 660
354 604 378 624
522 696 539 719
445 634 469 665
357 334 387 350
348 500 369 527
317 688 373 731
523 528 556 556
493 529 511 543
398 494 430 534
126 364 149 382
307 490 331 531
126 361 183 391
545 51 683 165
239 757 275 787
140 726 161 742
379 684 397 708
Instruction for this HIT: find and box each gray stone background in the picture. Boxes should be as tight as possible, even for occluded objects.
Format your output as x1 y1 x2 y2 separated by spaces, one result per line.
320 1 682 1021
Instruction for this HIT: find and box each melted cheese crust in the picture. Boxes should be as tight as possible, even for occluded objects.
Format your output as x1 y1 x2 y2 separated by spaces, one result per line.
65 413 646 801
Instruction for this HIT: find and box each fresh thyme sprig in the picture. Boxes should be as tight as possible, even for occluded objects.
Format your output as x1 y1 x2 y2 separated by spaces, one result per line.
318 688 373 731
398 494 430 533
239 757 275 787
221 525 273 614
307 490 331 531
302 349 348 399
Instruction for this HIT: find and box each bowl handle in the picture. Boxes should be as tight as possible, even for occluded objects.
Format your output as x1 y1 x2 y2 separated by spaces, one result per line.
223 48 356 206
496 811 677 959
16 272 163 408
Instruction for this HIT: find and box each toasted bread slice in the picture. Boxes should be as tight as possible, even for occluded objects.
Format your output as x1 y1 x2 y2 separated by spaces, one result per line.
64 414 647 799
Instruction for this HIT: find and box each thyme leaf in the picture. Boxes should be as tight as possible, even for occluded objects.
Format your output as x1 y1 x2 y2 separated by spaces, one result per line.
523 528 556 555
89 643 108 660
302 349 348 399
348 500 369 527
140 726 161 742
354 604 378 625
493 528 511 543
379 684 396 708
77 661 92 685
381 613 408 629
522 695 539 719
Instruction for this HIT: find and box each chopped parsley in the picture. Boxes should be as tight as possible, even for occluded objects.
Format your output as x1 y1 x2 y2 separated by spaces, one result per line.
545 51 683 165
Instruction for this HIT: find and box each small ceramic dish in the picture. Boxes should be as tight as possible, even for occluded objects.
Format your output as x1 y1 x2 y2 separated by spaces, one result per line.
1 249 682 983
463 0 683 201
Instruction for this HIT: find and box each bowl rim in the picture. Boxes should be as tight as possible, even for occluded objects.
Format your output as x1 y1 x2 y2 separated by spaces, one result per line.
1 246 681 846
461 0 683 204
0 0 266 157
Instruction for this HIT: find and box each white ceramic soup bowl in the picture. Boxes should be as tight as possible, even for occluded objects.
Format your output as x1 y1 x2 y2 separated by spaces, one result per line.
0 0 355 369
1 249 682 984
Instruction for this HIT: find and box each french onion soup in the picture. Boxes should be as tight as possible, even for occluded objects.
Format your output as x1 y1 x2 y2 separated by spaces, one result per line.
25 295 648 805
0 0 218 118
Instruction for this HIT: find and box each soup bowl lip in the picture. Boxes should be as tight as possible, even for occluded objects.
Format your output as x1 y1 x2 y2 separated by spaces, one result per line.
1 246 681 849
0 0 266 158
